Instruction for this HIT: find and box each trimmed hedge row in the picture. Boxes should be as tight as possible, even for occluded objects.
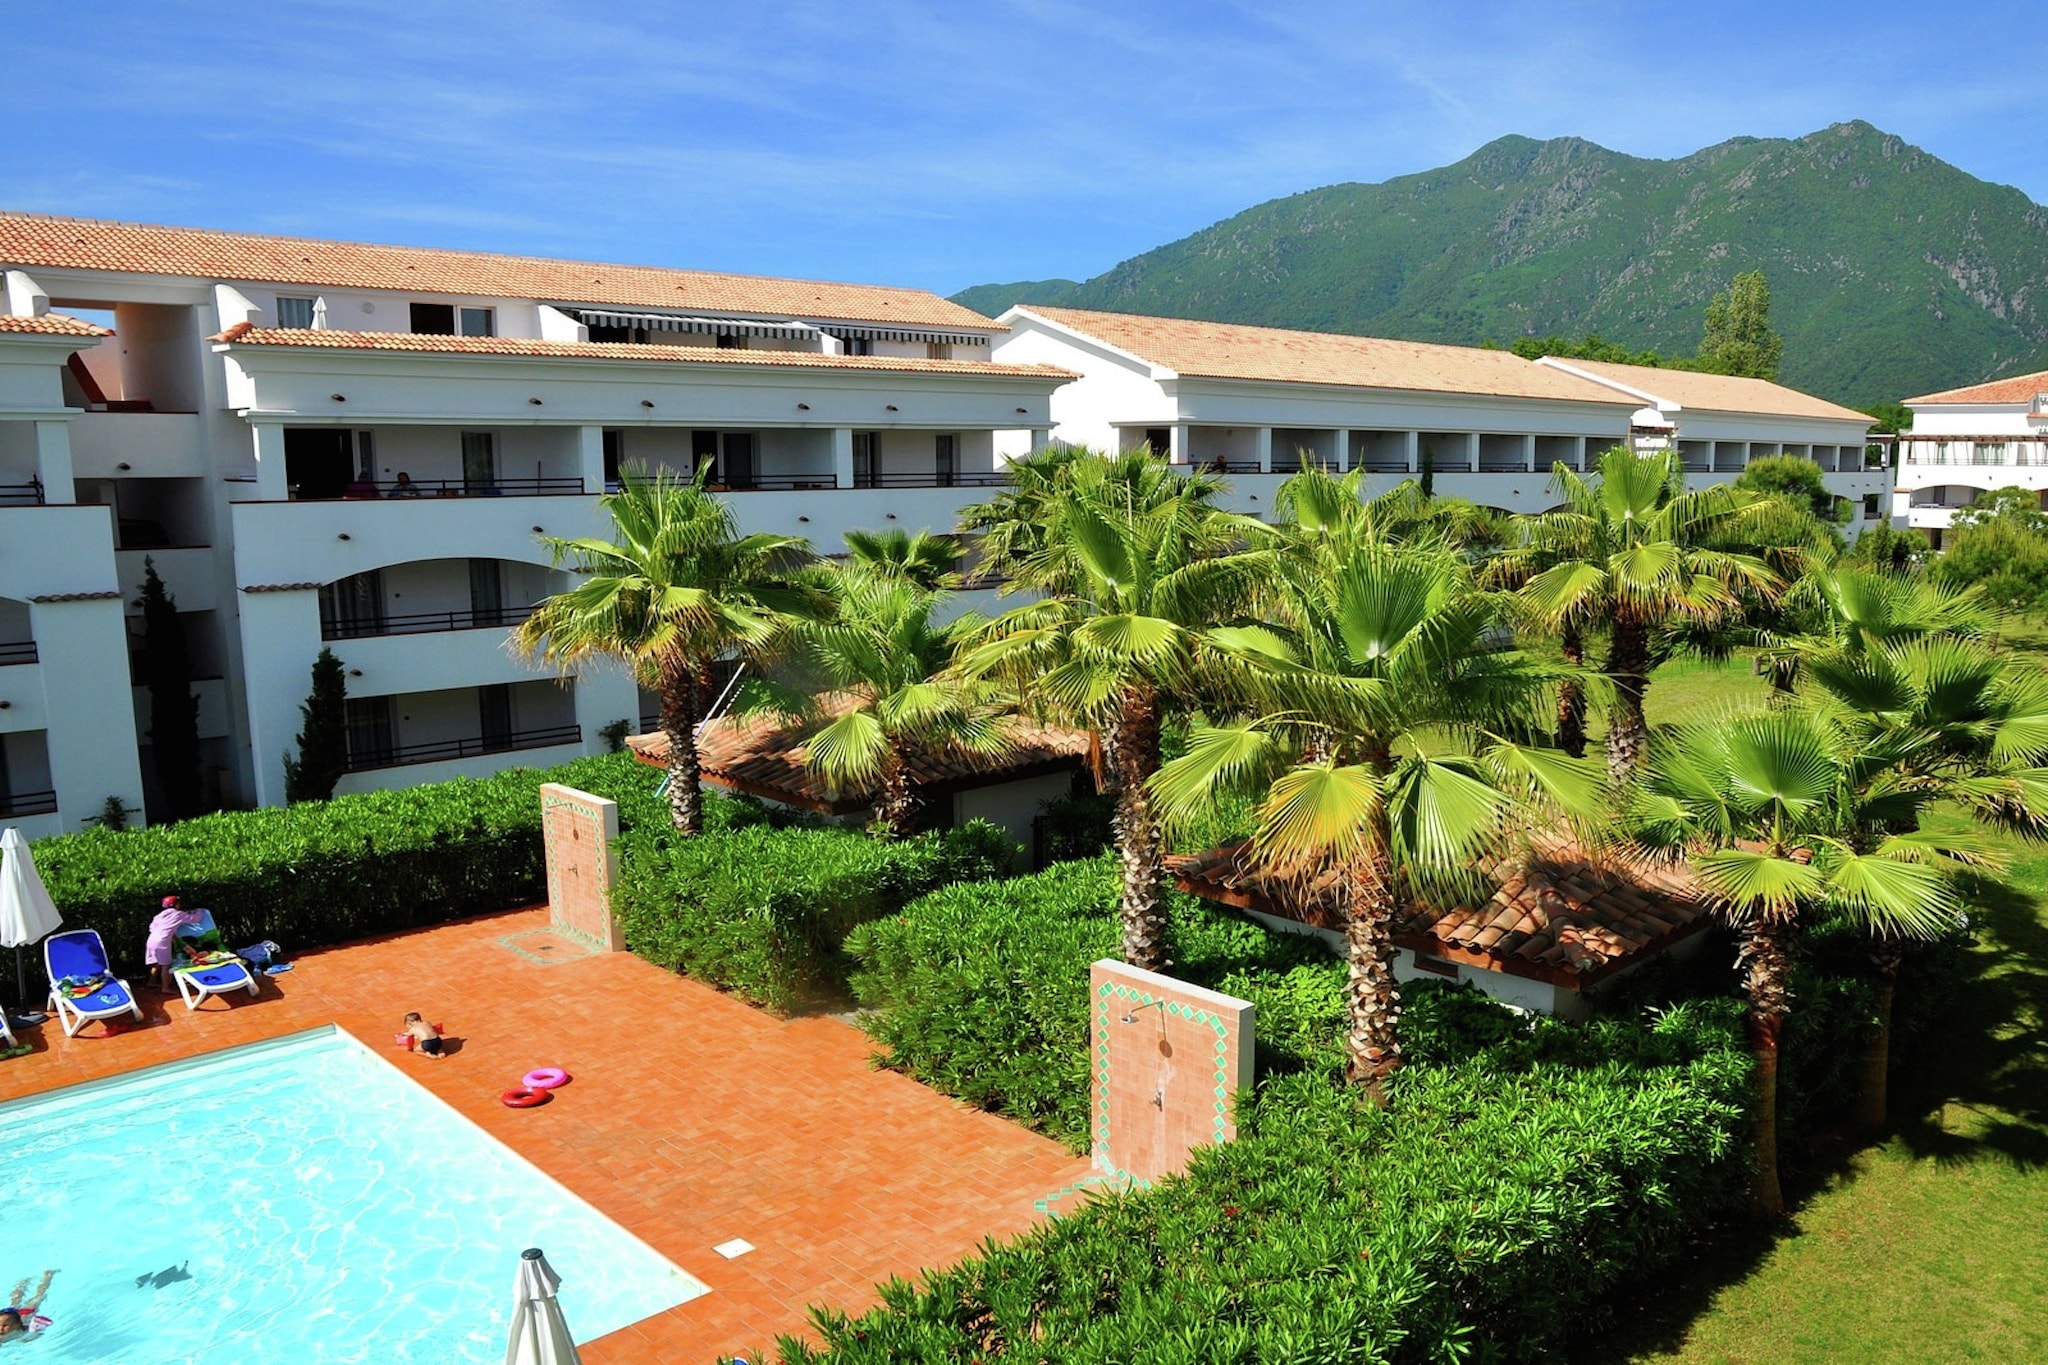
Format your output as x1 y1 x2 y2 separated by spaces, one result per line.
847 856 1341 1150
614 820 1013 1011
30 753 765 973
781 1002 1750 1363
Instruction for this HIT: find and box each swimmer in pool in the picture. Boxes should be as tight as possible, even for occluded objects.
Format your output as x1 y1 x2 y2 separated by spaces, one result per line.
0 1270 54 1340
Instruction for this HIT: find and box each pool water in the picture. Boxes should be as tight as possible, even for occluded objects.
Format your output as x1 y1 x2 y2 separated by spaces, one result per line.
0 1027 706 1363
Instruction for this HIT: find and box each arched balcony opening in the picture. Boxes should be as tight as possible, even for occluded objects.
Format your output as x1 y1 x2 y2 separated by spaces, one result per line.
318 557 566 642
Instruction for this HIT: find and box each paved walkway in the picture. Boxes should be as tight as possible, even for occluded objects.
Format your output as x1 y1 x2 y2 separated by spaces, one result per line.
0 908 1092 1362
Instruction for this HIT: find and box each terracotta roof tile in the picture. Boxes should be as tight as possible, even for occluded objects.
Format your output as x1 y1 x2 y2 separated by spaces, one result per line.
626 696 1087 815
0 211 1000 331
1017 305 1636 405
212 326 1072 380
0 311 109 337
1168 833 1714 989
1542 357 1873 422
1905 369 2048 406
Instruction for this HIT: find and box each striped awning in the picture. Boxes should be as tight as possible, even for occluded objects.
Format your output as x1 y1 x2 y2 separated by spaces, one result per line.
566 308 821 341
821 324 993 348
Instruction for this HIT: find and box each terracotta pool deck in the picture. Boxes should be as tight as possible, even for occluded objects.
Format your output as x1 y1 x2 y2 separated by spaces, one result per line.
0 908 1093 1363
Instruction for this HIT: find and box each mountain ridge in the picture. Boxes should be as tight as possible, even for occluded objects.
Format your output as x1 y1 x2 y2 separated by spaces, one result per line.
952 123 2048 405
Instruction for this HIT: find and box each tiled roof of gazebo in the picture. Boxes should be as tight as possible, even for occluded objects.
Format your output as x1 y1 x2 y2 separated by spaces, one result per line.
1168 834 1715 989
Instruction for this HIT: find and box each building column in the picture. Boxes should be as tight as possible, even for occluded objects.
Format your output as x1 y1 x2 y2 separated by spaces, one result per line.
1575 436 1590 472
831 427 855 489
33 420 74 503
1335 430 1352 473
250 422 288 501
31 595 146 829
1255 427 1274 475
574 425 605 495
1170 423 1190 465
1521 433 1536 474
1403 431 1420 474
1029 428 1050 454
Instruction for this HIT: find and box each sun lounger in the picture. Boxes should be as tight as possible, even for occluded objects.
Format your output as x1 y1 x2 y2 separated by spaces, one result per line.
171 911 259 1011
44 929 144 1037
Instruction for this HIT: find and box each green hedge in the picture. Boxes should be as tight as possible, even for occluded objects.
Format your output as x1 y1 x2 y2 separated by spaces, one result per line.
30 753 766 973
614 820 1014 1011
778 1002 1750 1363
847 856 1338 1149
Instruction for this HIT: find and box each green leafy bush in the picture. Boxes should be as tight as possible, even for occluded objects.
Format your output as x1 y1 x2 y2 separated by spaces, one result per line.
615 820 1012 1011
780 1002 1751 1364
31 753 764 972
848 856 1338 1149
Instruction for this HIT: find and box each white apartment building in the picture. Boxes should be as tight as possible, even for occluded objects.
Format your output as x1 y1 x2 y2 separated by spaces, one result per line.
0 213 1068 828
993 306 1889 521
1891 368 2048 546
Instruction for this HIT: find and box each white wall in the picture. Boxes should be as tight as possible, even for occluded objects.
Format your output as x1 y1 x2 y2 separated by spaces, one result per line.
952 771 1074 868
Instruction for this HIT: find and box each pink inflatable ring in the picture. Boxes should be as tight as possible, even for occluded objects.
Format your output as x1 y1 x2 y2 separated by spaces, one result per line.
522 1067 570 1090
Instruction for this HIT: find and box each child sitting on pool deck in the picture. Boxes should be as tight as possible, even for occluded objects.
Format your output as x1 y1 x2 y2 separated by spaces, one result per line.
0 1270 54 1341
401 1013 444 1058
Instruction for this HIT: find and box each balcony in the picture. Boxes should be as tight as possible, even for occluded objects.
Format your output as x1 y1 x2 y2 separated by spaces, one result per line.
0 642 36 666
847 471 1008 490
0 481 43 508
324 604 535 642
295 475 587 501
0 789 57 818
343 723 582 773
69 412 207 480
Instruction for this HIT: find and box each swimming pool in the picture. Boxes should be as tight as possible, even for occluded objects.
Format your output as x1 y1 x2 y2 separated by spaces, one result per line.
0 1027 706 1363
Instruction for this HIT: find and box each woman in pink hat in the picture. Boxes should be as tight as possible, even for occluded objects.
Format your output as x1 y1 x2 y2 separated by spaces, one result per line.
144 895 205 993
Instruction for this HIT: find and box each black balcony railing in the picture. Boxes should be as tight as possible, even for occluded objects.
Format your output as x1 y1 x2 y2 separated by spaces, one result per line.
851 471 1008 489
716 473 840 492
0 789 58 817
296 477 586 502
344 723 582 773
322 604 536 642
0 480 45 507
0 641 37 666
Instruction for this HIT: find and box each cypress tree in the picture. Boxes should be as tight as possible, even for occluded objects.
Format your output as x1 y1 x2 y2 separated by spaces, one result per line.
283 647 349 803
139 558 204 820
1697 270 1784 380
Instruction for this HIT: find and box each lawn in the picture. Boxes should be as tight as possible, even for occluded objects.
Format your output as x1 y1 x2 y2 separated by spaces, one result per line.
1579 653 2048 1364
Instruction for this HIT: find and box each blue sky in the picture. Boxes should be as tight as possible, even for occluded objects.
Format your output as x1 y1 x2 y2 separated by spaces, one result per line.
4 1 2043 296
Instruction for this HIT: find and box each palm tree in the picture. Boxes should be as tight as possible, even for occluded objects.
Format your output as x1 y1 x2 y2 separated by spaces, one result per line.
1757 562 1992 689
956 442 1090 590
514 466 819 834
1632 707 1976 1216
843 527 963 590
1506 448 1779 784
783 564 1010 838
1797 634 2048 1127
1153 535 1599 1099
957 448 1267 971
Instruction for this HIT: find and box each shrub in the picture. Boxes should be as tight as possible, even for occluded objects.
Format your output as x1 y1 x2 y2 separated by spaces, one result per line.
780 1001 1751 1364
1032 789 1114 863
615 820 1012 1011
848 856 1339 1149
30 752 758 972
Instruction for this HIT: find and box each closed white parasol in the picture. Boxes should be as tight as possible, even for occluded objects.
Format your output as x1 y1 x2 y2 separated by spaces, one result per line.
0 827 63 1005
505 1247 581 1365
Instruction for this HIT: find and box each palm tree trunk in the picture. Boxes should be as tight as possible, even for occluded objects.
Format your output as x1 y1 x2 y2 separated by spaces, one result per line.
1557 621 1587 758
1740 914 1794 1220
1110 686 1169 972
1346 840 1403 1105
872 749 920 840
658 665 704 836
1856 948 1902 1131
1603 619 1652 784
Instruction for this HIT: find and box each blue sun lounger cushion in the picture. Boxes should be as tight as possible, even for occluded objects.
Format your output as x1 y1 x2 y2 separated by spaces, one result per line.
172 910 259 1012
44 930 144 1038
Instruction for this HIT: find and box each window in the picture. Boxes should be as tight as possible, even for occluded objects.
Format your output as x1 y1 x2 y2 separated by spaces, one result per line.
1863 493 1881 519
852 431 877 488
460 431 496 492
478 685 513 752
354 430 377 483
458 307 495 338
715 333 745 350
925 342 952 360
691 429 719 480
410 302 455 335
602 429 623 488
721 433 756 489
320 569 385 639
276 296 317 329
588 324 646 343
469 559 504 625
935 433 958 487
842 336 874 357
1143 427 1172 458
344 696 396 768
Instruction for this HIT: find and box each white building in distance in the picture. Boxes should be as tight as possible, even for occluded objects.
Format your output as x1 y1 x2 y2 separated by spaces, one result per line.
1892 368 2048 546
993 306 1889 521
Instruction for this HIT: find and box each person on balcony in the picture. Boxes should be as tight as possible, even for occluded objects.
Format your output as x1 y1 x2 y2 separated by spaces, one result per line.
388 472 423 497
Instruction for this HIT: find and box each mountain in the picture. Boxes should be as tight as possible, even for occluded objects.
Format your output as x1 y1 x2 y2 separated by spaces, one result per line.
954 123 2048 406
